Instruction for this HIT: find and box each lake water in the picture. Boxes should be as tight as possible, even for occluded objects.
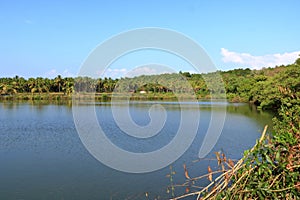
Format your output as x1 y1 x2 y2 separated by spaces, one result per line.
0 101 273 199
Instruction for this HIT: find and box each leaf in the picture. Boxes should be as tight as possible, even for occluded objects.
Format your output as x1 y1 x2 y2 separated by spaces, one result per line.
166 188 170 194
208 173 213 182
183 164 191 179
275 151 280 161
265 154 274 167
244 149 250 156
222 153 227 162
207 166 212 173
207 166 213 182
215 151 221 165
185 187 190 193
228 159 235 168
258 167 262 176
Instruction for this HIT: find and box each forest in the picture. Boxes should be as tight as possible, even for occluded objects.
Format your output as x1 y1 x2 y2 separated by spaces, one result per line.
1 58 300 111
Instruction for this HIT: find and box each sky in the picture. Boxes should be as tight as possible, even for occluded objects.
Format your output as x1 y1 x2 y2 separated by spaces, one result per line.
0 0 300 78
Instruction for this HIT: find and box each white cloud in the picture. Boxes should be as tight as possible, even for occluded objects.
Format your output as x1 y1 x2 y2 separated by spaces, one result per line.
221 48 300 69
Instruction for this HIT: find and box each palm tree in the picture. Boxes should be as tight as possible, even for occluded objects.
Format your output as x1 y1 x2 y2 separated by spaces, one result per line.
63 77 74 95
54 75 63 93
27 78 36 94
27 78 49 94
0 83 17 95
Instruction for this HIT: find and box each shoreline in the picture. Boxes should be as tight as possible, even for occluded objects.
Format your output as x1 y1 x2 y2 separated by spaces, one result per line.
0 92 247 103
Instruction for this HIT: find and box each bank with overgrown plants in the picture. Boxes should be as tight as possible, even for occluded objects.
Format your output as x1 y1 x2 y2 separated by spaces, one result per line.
173 59 300 199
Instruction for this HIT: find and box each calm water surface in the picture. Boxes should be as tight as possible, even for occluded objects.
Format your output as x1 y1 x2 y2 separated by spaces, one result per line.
0 101 273 200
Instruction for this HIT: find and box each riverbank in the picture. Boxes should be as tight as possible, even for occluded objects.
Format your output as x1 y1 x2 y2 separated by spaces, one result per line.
174 60 300 199
0 92 236 102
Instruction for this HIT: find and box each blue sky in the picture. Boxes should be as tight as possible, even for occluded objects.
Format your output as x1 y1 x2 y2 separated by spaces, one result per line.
0 0 299 78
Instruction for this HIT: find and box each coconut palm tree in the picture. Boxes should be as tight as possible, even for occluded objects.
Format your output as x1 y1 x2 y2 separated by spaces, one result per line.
54 75 63 93
0 83 17 95
63 77 74 95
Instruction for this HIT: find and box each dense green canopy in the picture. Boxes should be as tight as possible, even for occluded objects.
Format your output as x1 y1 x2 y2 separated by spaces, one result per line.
1 58 300 110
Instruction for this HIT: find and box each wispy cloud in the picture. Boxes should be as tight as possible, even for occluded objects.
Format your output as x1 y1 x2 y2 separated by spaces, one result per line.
45 69 75 78
96 68 128 78
221 48 300 69
103 68 128 78
24 19 34 24
126 66 173 78
96 65 174 79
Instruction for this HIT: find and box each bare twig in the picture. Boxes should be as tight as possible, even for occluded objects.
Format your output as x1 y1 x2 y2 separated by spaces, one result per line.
172 125 268 200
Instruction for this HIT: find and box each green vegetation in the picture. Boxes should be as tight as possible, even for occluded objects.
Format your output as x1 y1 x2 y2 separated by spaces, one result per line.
1 59 299 105
1 59 299 199
173 58 300 199
216 60 300 199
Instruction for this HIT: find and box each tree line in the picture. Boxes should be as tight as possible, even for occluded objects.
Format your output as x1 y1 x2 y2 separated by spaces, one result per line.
1 58 299 109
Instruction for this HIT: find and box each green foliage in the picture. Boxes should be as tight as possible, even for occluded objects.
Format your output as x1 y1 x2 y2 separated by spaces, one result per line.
196 102 299 199
173 58 300 199
226 105 300 199
212 59 300 199
1 59 299 104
